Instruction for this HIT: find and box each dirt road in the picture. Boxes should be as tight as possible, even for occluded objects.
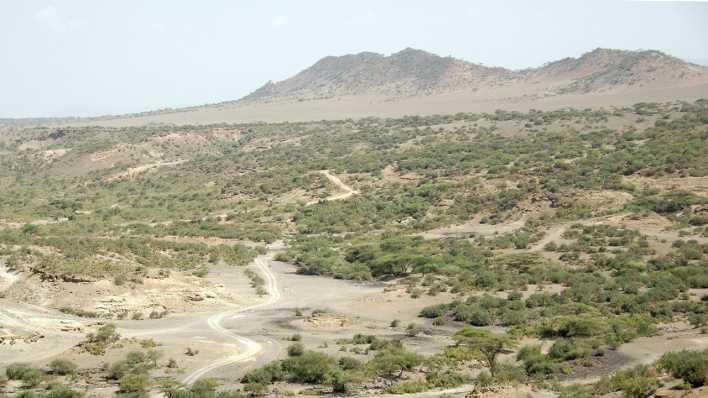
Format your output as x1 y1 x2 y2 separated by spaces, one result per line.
181 253 281 385
307 170 358 205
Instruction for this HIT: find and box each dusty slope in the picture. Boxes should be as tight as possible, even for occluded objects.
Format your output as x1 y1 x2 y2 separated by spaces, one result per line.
77 82 708 126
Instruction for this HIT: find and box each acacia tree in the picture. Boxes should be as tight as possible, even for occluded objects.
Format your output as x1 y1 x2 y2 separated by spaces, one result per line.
370 345 423 379
453 328 516 377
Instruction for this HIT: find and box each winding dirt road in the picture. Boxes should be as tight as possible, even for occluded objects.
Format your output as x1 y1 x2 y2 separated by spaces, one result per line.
181 253 281 385
307 170 358 205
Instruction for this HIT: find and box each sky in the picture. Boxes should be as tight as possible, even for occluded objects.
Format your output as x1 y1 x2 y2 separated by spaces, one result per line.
1 0 707 118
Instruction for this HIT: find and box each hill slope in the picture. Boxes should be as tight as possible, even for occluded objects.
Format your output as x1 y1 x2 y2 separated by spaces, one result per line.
242 48 513 102
241 47 708 104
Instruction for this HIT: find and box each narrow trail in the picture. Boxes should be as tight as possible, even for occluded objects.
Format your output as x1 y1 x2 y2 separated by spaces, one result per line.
181 253 281 385
307 170 359 205
0 263 19 291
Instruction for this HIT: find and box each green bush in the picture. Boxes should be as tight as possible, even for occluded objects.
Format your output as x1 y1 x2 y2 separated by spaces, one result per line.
282 351 337 384
658 349 708 387
44 385 86 398
189 378 220 395
80 323 120 355
385 380 429 394
425 370 470 388
21 369 44 388
595 365 659 398
4 363 44 388
338 356 363 371
241 362 285 384
517 345 559 377
287 342 304 357
49 359 78 375
548 338 603 361
119 372 152 394
369 346 423 379
243 382 269 397
6 363 33 380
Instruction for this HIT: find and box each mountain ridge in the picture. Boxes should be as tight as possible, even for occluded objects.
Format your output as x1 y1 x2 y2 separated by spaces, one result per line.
240 47 708 103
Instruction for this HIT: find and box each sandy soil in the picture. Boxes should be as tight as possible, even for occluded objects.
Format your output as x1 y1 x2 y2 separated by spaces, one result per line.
104 160 185 182
64 82 708 127
420 214 527 239
0 263 19 292
625 175 708 198
0 243 454 395
2 265 250 319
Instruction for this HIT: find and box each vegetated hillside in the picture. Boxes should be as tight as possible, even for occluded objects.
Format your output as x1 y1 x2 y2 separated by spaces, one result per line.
1 100 708 397
241 47 708 103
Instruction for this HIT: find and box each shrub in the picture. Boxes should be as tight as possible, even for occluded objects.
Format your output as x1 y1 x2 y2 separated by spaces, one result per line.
548 338 603 361
517 345 558 377
114 274 127 286
596 365 659 398
108 351 158 380
80 323 120 355
282 351 337 384
419 304 447 319
119 372 152 394
242 362 285 384
7 364 44 388
405 323 421 337
338 356 362 371
453 305 492 326
22 369 44 387
6 363 33 380
426 370 469 388
40 385 85 398
287 343 304 357
370 346 423 379
385 380 429 394
49 359 78 375
537 316 607 339
243 382 269 396
190 378 220 395
658 349 708 387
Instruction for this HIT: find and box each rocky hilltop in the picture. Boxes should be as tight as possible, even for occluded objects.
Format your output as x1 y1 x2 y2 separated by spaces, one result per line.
241 47 708 102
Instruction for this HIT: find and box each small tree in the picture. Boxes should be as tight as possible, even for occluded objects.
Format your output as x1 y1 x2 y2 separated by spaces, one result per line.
453 328 517 378
81 323 120 355
370 346 423 379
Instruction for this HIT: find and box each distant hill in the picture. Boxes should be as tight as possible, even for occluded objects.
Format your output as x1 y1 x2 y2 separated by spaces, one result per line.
241 48 513 102
240 48 708 104
528 48 707 93
17 47 708 126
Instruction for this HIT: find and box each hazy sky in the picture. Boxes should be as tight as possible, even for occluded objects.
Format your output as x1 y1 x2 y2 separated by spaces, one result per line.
2 1 707 118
